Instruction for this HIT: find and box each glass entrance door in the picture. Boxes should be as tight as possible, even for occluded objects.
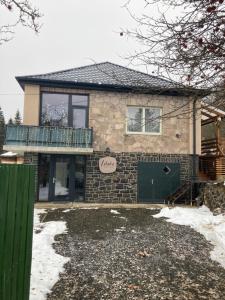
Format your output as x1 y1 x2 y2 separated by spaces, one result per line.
53 156 70 200
39 154 86 201
39 154 51 201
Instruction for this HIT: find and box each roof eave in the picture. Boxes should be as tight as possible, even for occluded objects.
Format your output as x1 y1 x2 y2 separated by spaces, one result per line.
15 77 205 97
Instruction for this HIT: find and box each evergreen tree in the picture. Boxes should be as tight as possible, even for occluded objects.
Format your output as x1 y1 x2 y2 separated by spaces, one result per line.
0 107 5 154
14 110 22 125
8 118 13 125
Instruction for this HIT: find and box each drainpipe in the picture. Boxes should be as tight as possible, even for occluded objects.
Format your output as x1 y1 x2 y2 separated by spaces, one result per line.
190 98 198 203
192 98 197 182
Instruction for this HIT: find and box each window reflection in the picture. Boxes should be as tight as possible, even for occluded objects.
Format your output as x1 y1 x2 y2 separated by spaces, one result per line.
39 154 50 201
41 93 69 126
73 108 86 128
72 95 88 106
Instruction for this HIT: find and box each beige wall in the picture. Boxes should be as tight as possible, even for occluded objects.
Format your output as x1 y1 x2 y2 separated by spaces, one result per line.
89 91 201 154
40 86 201 155
23 85 40 125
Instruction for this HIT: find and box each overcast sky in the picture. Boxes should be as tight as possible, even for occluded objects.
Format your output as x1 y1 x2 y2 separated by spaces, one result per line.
0 0 151 121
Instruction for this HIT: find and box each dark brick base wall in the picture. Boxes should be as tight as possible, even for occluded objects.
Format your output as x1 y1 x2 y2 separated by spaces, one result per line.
23 151 194 203
85 151 194 203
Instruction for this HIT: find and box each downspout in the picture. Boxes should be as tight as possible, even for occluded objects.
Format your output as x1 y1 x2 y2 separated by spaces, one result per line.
192 98 197 181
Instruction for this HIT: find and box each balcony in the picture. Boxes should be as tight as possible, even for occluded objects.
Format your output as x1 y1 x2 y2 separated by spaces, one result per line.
3 125 93 154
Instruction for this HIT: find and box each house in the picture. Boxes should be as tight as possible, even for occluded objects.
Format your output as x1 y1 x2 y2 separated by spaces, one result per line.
3 62 202 203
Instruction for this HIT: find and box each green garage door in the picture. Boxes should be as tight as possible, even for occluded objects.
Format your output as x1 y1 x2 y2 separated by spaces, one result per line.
138 162 180 203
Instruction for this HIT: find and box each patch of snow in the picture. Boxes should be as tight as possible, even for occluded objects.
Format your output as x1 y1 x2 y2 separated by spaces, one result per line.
79 207 99 210
115 226 126 232
62 209 71 213
39 185 49 201
55 181 68 196
30 209 70 300
146 208 159 210
0 151 17 157
154 205 225 269
110 209 120 215
119 216 127 220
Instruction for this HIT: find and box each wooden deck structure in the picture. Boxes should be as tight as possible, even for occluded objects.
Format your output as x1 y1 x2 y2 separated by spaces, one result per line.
200 104 225 180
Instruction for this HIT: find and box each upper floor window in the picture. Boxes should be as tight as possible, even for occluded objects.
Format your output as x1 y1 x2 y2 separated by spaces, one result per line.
127 106 161 134
72 95 88 128
41 93 89 128
41 93 69 127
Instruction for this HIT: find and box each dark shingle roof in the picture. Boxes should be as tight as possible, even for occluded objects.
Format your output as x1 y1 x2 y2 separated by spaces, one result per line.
16 62 180 93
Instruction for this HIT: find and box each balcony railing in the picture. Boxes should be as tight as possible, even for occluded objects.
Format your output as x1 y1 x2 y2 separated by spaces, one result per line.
4 125 93 149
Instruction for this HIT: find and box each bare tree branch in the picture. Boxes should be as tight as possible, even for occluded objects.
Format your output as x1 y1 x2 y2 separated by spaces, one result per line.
0 0 42 44
124 0 225 110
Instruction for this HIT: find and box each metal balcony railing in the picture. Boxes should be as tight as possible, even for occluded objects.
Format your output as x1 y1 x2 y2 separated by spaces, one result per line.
4 125 93 148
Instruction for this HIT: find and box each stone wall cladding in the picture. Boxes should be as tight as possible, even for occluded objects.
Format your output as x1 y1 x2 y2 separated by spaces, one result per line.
41 87 201 155
89 92 194 154
85 151 193 203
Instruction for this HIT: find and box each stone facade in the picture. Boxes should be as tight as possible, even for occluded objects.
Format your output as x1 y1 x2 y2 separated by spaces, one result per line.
20 85 200 203
199 182 225 212
40 86 201 155
85 151 193 203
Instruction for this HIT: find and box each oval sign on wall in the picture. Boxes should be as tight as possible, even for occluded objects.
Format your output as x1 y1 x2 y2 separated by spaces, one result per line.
99 156 117 174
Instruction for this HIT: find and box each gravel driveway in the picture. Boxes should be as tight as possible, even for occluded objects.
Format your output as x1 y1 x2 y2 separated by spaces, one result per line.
42 208 225 300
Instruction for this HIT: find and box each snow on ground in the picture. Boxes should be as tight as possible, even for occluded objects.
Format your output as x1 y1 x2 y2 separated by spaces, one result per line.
62 209 72 213
110 209 120 215
154 205 225 269
30 209 70 300
79 207 99 210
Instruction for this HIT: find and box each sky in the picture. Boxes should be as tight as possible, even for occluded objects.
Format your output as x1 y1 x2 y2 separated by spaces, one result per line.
0 0 150 121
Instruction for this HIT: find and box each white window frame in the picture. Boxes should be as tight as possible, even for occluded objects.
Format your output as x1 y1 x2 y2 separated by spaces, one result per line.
126 106 162 135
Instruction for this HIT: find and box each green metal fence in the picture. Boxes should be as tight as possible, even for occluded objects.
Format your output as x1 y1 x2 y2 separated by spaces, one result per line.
0 164 35 300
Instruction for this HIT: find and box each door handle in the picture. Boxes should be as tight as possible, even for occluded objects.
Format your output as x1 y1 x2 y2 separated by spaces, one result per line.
151 179 154 184
53 177 56 184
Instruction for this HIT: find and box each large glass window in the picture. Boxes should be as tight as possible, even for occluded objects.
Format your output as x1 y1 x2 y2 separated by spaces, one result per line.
72 95 88 129
41 93 89 128
73 108 86 128
41 93 69 126
127 106 161 134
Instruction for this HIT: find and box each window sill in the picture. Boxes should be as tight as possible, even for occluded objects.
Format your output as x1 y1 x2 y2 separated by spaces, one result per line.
125 132 162 136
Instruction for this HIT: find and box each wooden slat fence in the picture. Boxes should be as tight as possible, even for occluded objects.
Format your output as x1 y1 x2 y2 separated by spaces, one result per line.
0 164 35 300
